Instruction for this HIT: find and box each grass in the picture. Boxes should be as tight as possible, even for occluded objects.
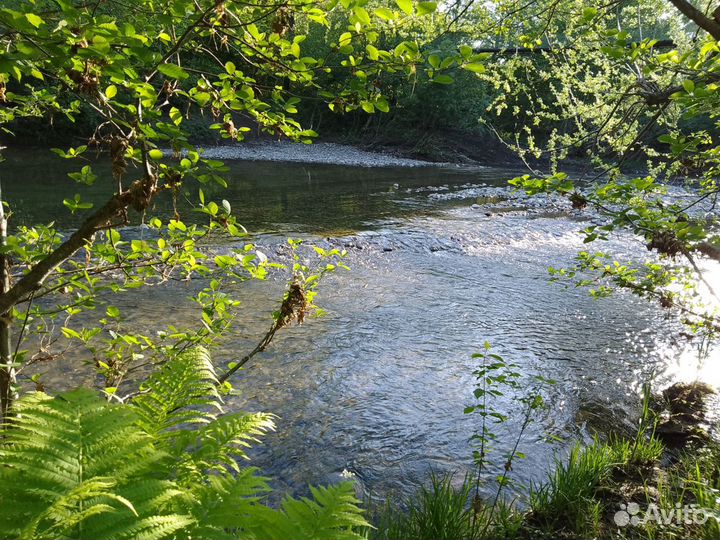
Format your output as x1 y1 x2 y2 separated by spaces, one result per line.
373 435 719 540
371 473 523 540
373 474 475 540
527 441 614 537
372 377 718 540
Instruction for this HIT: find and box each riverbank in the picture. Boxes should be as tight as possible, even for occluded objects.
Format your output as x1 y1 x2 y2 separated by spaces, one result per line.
187 140 451 168
372 383 720 540
180 134 603 174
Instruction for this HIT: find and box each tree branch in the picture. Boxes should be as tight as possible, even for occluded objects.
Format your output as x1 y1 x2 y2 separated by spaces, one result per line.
0 177 157 316
667 0 720 40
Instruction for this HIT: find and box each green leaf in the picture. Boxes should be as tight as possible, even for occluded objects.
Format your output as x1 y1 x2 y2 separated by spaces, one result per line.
194 92 212 107
25 13 43 28
582 7 597 20
67 165 96 185
353 7 371 25
683 79 695 93
157 63 189 80
339 32 352 47
463 62 485 73
61 327 82 339
375 98 390 113
433 74 454 84
169 107 183 126
361 101 375 113
395 0 413 15
105 85 117 99
374 7 396 20
417 2 436 15
148 149 163 160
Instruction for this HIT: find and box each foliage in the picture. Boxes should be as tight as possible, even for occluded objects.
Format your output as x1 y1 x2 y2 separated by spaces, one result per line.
292 9 494 150
0 347 368 540
0 0 496 414
373 474 480 540
374 425 717 540
463 344 553 537
464 343 524 474
455 0 720 338
528 441 614 537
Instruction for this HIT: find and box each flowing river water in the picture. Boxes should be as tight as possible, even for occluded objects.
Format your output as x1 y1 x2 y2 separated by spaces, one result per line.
2 147 718 502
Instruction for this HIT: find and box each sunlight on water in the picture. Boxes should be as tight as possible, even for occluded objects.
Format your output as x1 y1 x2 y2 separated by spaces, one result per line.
698 259 720 313
659 338 720 387
658 259 720 387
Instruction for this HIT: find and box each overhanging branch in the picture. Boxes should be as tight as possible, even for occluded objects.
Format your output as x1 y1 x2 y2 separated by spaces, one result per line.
667 0 720 40
0 177 157 316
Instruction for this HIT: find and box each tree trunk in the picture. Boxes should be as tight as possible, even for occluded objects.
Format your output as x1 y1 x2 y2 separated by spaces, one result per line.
0 181 14 420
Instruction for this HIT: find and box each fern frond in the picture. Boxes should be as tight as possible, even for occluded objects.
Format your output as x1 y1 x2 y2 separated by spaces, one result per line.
132 347 222 436
100 514 197 540
0 389 189 540
174 411 275 481
0 350 370 540
245 482 370 540
22 477 130 539
188 468 270 539
82 514 195 540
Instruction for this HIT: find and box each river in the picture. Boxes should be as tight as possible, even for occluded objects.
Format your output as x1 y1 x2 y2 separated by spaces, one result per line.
1 147 717 503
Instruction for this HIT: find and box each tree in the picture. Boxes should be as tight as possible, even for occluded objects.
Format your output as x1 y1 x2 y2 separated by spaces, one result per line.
465 0 720 337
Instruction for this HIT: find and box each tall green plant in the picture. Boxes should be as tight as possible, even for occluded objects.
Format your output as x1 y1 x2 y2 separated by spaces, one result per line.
0 347 368 540
464 343 552 535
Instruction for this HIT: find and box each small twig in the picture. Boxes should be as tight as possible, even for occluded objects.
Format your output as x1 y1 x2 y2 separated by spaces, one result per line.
12 290 35 364
216 321 279 384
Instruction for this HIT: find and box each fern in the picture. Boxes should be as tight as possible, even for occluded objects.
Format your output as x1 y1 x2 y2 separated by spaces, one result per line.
246 483 370 540
132 347 222 436
188 468 270 539
0 389 190 540
132 348 276 482
172 411 276 481
0 348 370 540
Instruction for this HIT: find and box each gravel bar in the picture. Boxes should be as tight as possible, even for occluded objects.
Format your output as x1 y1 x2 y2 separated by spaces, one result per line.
189 141 445 168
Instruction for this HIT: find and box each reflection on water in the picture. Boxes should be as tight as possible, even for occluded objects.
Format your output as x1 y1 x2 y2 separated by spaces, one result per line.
1 147 717 501
0 147 514 232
